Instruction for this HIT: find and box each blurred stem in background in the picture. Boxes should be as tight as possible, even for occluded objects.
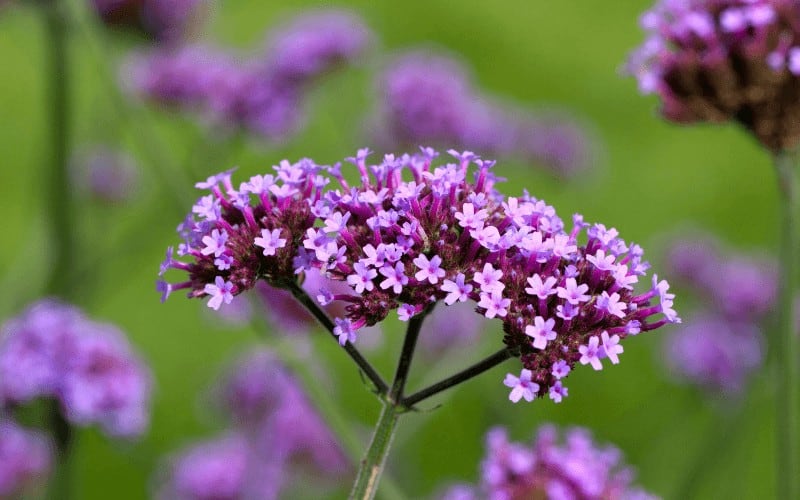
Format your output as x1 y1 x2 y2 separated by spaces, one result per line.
773 151 799 500
41 0 74 498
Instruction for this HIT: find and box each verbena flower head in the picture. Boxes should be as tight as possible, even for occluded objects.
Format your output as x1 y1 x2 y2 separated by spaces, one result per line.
374 51 593 177
666 312 763 394
0 418 51 498
440 425 655 500
0 300 152 438
160 149 678 403
626 0 800 151
90 0 206 43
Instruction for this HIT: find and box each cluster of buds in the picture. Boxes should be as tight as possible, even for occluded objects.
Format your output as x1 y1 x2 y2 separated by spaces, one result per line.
159 148 679 403
627 0 800 151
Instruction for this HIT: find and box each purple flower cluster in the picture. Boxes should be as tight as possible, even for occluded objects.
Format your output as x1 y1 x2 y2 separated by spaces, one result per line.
626 0 800 151
372 51 593 177
127 10 370 141
0 418 51 498
159 148 679 403
663 233 775 393
90 0 206 42
440 425 655 500
159 349 346 499
0 300 152 437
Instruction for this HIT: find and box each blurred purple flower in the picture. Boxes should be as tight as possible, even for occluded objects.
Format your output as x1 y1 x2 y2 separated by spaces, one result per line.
217 349 348 474
440 425 655 499
71 147 139 203
0 418 51 498
626 0 800 151
90 0 206 43
418 301 488 358
0 300 152 438
158 432 284 500
373 50 594 177
265 10 371 83
666 313 763 394
126 9 370 141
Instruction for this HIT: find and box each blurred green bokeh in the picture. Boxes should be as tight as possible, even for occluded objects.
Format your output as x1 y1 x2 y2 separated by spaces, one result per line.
0 0 779 498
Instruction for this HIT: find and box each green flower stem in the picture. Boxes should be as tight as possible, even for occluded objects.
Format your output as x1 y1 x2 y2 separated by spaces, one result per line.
773 152 799 500
286 281 389 394
389 307 431 401
349 401 400 500
43 0 73 298
40 2 75 498
402 347 515 408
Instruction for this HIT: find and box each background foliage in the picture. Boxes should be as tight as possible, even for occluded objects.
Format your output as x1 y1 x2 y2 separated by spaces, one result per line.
0 0 778 497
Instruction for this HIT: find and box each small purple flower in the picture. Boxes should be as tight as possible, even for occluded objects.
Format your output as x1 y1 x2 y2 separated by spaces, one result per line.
333 317 357 345
379 262 409 294
204 277 235 310
579 336 603 371
601 331 624 365
478 291 510 319
525 274 558 299
254 228 287 257
525 316 557 350
413 254 446 284
201 229 229 258
503 369 539 403
557 278 590 305
596 291 627 319
397 304 417 321
548 381 568 403
441 273 473 305
473 263 504 294
347 261 378 294
551 360 571 380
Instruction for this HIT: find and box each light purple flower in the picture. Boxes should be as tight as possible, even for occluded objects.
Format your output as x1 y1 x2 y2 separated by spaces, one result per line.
204 277 235 310
441 273 473 305
525 316 557 350
601 331 624 365
503 369 539 403
0 419 51 498
333 317 357 345
379 262 409 294
254 228 287 257
579 336 603 371
414 254 446 284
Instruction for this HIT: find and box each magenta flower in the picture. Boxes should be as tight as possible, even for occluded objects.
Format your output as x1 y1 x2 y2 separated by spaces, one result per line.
626 0 800 151
439 426 656 499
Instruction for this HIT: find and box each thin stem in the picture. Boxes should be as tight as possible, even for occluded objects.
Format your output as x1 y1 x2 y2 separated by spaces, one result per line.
389 309 430 401
43 0 72 298
286 281 389 395
773 151 799 500
402 348 514 408
47 400 73 500
349 402 400 500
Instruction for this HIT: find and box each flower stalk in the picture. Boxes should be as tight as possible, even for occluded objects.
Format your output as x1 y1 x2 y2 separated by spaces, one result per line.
773 151 799 500
41 1 75 498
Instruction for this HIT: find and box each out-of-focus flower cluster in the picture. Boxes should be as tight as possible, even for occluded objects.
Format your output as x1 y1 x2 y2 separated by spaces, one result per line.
158 148 679 403
0 418 51 498
157 349 346 499
127 10 370 141
440 425 656 500
663 232 776 394
90 0 206 43
626 0 800 151
0 300 152 438
371 51 594 177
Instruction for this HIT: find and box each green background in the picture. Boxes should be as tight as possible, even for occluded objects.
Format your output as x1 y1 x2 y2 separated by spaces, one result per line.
0 0 779 498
